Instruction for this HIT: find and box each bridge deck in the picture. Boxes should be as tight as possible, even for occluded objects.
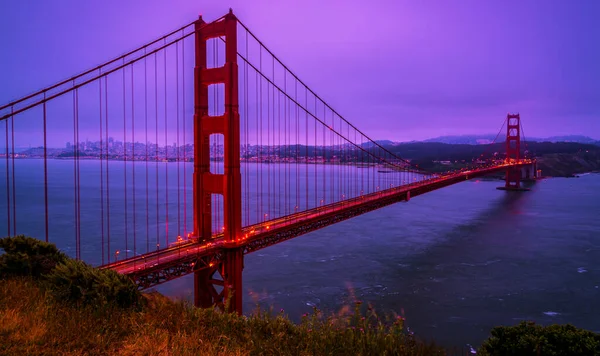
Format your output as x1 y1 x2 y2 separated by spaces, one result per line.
101 161 532 288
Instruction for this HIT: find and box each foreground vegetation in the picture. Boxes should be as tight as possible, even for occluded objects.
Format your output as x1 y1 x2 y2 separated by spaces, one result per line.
1 236 599 355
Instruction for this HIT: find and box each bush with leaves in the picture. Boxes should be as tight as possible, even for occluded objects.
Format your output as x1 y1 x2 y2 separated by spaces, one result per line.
479 321 600 355
45 258 143 309
0 235 68 278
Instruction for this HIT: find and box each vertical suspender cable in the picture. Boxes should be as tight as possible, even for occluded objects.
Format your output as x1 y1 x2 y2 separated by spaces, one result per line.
131 62 137 259
322 104 325 206
5 114 10 236
11 108 16 234
123 63 129 259
314 96 317 209
278 68 282 217
164 42 169 246
99 72 105 264
182 33 187 239
72 89 78 259
259 46 263 221
155 53 159 250
244 31 249 227
42 95 49 242
305 87 308 211
76 88 81 260
255 70 259 224
267 54 271 218
295 80 298 212
145 50 150 253
176 40 181 239
105 77 111 263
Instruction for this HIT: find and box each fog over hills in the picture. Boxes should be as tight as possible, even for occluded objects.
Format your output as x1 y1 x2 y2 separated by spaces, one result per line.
411 134 600 146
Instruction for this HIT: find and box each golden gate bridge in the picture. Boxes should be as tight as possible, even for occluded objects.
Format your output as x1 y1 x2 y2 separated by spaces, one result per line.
0 10 536 313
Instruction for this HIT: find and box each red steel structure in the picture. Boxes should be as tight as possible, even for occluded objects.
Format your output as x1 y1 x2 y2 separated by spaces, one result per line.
193 11 244 312
505 113 522 189
0 10 537 314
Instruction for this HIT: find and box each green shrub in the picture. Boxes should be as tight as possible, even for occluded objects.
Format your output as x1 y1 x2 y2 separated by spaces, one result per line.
479 321 600 355
0 235 68 278
45 258 143 309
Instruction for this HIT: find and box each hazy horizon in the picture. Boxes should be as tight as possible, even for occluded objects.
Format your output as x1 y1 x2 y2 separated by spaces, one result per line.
2 132 598 151
1 1 599 143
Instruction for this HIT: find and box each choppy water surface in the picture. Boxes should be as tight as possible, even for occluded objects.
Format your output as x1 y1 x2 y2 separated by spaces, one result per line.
160 173 600 347
2 160 599 347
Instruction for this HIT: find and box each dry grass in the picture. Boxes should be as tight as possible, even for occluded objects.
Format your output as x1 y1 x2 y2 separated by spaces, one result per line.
0 278 445 355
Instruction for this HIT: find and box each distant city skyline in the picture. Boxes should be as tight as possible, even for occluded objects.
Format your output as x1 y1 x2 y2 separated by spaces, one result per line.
1 131 599 152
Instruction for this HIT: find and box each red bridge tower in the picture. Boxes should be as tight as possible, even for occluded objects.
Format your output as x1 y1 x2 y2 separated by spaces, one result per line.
193 10 244 314
504 113 521 189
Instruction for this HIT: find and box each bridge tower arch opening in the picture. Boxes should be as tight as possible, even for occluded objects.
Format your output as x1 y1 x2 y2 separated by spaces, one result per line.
193 9 244 314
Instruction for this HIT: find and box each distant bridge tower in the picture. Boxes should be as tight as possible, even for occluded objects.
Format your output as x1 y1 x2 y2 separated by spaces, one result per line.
193 10 244 314
504 113 523 190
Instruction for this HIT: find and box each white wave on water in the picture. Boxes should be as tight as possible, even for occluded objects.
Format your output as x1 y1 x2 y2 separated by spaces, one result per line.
459 259 502 267
577 267 588 273
466 344 477 354
543 311 560 316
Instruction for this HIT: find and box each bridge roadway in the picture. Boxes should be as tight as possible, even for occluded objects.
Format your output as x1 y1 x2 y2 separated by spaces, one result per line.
101 161 533 289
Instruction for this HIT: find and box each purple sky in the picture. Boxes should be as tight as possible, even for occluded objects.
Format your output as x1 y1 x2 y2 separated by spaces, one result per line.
1 0 599 143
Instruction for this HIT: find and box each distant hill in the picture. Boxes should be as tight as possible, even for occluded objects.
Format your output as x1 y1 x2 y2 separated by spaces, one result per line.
537 135 599 144
361 140 397 148
379 141 600 162
422 135 499 145
421 134 599 145
376 141 600 176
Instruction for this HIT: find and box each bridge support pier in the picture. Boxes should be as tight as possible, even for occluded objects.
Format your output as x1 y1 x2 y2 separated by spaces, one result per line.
194 248 243 312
